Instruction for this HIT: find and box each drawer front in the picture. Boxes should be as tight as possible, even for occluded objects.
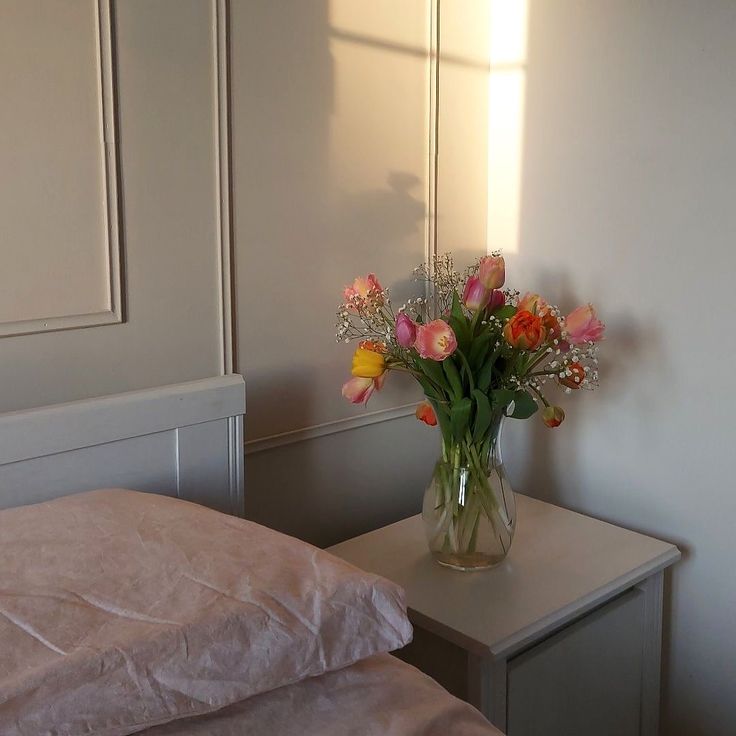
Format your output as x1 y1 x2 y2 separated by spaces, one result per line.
507 588 646 736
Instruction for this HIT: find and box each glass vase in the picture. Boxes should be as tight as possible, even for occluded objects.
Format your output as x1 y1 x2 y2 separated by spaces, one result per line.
422 418 515 571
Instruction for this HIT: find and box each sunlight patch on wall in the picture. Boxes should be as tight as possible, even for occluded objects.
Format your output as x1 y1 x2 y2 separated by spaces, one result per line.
487 0 528 255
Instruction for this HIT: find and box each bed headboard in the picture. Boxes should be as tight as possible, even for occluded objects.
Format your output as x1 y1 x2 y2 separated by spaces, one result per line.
0 375 245 516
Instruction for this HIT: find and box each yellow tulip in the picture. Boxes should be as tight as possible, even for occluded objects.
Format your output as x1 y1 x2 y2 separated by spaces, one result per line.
351 347 386 378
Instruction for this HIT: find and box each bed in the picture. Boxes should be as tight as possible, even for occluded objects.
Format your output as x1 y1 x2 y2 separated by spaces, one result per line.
0 377 502 736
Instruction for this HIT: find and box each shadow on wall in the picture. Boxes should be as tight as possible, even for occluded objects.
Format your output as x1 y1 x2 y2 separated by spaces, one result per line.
233 1 435 544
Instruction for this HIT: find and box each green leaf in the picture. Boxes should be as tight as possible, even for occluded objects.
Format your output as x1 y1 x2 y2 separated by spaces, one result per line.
491 388 516 411
416 375 443 402
450 397 473 442
493 305 517 321
448 292 472 352
449 315 470 353
442 357 464 400
477 351 498 392
468 331 493 370
508 390 539 419
451 290 465 321
428 398 452 439
471 389 493 442
416 357 448 394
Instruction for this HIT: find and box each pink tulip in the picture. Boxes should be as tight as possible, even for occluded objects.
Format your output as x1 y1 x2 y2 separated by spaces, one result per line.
565 304 605 344
395 312 417 348
489 289 505 311
343 273 383 309
341 373 387 404
414 320 457 361
478 256 505 290
462 276 491 311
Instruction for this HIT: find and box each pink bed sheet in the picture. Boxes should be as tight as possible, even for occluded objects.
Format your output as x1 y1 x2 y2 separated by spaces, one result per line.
141 653 504 736
0 489 412 736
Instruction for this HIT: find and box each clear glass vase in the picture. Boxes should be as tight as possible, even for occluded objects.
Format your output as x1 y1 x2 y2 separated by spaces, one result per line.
422 418 515 571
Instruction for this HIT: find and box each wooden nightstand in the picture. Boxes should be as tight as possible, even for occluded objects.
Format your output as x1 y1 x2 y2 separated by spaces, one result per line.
329 494 680 736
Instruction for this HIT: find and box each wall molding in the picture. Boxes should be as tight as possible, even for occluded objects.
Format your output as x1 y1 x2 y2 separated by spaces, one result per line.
0 0 123 339
213 0 235 375
245 404 417 455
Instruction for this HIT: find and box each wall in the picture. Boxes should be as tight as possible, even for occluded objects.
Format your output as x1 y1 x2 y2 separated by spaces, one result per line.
0 0 227 412
465 1 735 733
231 0 441 547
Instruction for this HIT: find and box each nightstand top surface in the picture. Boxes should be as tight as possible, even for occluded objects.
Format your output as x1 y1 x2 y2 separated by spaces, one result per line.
328 494 679 658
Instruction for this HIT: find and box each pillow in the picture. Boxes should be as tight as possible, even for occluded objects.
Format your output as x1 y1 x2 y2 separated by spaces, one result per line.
0 489 413 736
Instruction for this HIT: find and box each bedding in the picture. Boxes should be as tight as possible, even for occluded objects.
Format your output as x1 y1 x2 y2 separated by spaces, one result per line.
0 489 412 736
141 653 504 736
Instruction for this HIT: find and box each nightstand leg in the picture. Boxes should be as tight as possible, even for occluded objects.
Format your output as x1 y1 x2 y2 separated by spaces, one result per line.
467 653 507 731
637 570 665 736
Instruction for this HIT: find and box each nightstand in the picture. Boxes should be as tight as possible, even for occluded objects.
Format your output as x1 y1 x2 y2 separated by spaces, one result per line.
328 494 680 736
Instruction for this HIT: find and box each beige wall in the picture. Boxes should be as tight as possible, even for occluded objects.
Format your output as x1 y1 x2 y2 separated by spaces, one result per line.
443 1 736 733
231 0 440 544
0 0 226 412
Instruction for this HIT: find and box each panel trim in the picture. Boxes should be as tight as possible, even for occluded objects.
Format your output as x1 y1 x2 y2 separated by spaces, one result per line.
245 403 416 455
0 0 123 338
213 0 235 374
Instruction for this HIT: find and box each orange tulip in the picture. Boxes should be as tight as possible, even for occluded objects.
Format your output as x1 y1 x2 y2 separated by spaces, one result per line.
542 405 565 428
415 401 437 426
503 311 547 351
558 362 586 390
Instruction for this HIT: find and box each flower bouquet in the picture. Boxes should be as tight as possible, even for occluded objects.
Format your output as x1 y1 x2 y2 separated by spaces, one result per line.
336 254 604 570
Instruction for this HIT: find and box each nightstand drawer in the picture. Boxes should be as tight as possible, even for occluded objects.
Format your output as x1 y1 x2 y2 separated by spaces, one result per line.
507 588 646 736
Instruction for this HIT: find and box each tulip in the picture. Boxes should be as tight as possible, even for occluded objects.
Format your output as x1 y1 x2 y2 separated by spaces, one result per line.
343 273 384 310
541 312 562 340
351 347 386 378
358 339 386 353
478 256 505 290
395 313 417 348
415 401 437 426
517 292 548 315
558 361 586 390
489 289 505 311
565 304 605 344
414 320 458 361
503 310 547 351
462 276 491 311
542 405 565 428
342 374 386 404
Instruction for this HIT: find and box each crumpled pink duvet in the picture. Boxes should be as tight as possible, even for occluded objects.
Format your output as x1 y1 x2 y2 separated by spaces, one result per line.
0 489 413 736
141 652 504 736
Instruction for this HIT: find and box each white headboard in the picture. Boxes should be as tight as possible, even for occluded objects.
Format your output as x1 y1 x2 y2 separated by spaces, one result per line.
0 376 245 516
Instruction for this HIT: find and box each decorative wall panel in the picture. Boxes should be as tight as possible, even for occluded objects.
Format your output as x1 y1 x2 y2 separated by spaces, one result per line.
0 0 122 337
